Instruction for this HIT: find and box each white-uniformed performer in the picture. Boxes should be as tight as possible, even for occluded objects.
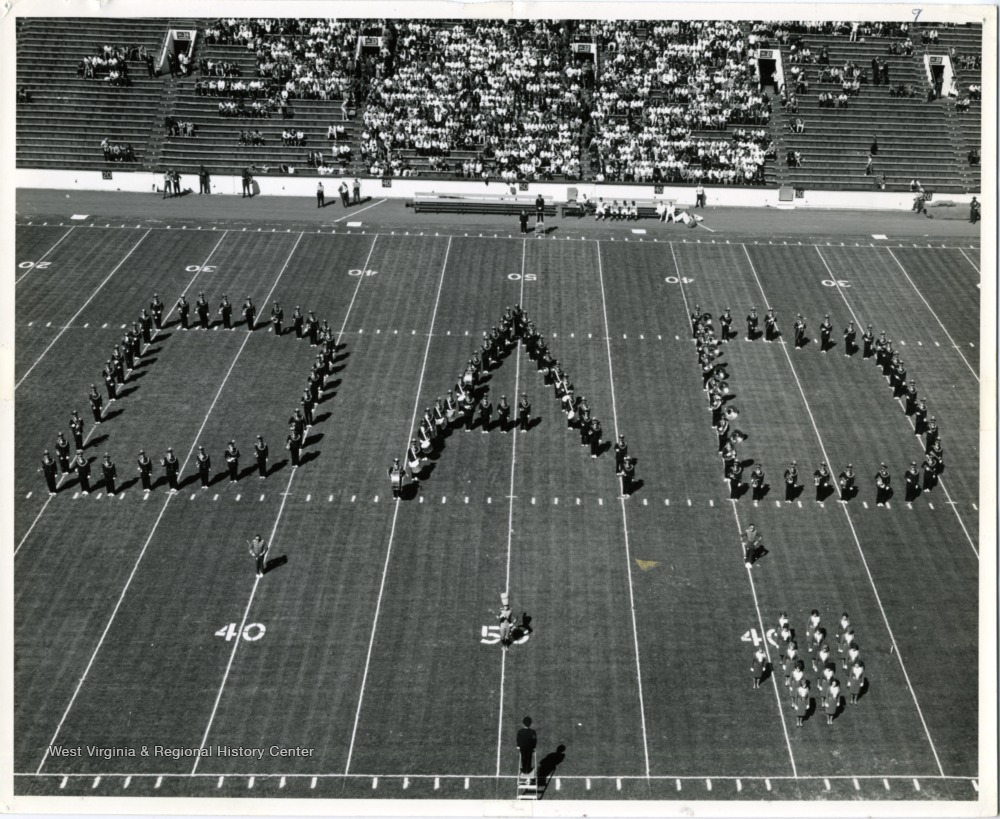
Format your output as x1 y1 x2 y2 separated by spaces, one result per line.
387 458 405 500
407 439 423 482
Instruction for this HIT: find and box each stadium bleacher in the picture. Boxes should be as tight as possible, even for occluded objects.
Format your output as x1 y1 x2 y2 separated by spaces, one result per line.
15 17 168 171
14 17 983 195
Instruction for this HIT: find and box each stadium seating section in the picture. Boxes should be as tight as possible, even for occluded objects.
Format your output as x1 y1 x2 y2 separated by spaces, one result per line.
15 17 982 193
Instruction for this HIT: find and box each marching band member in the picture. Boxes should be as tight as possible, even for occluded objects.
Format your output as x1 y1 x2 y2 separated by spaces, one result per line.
407 439 423 482
387 458 405 500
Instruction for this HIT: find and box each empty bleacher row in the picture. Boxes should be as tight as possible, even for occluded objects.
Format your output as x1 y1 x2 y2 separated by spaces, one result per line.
15 18 170 171
769 21 981 192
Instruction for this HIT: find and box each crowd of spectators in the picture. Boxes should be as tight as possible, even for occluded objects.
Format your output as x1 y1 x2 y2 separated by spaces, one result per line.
590 21 770 184
100 138 136 162
205 18 375 104
198 59 242 77
361 20 589 181
217 98 276 118
165 116 197 137
237 129 265 146
78 45 140 85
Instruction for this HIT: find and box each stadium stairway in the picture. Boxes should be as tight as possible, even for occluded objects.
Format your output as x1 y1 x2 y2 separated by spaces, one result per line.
154 39 361 178
776 33 973 193
15 18 170 172
910 22 983 192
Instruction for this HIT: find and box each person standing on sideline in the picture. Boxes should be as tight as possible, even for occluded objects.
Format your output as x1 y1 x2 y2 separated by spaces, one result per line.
89 385 104 424
339 181 350 207
225 440 240 482
316 181 325 208
39 450 58 494
388 458 405 499
352 177 361 205
199 165 211 194
970 196 980 224
254 435 269 479
534 193 545 231
751 646 768 688
248 534 268 577
241 167 253 198
695 182 706 208
137 449 153 492
101 453 118 494
196 445 212 488
519 208 529 234
516 717 537 780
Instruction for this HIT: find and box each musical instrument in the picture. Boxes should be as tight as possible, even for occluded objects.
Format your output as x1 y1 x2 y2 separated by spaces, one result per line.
391 471 403 489
724 406 739 421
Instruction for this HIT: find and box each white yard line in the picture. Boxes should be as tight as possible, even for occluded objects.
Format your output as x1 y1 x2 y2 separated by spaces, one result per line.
332 198 387 223
176 233 304 476
154 231 230 335
494 239 526 776
15 770 980 782
36 497 176 774
189 233 380 772
15 227 75 285
814 248 979 561
595 240 651 779
743 244 947 778
884 248 979 383
16 230 152 390
15 234 231 558
671 243 798 777
344 236 452 775
13 497 54 557
34 233 307 774
957 248 980 274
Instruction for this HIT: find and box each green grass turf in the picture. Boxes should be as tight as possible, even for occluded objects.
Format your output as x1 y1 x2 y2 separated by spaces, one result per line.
13 219 982 801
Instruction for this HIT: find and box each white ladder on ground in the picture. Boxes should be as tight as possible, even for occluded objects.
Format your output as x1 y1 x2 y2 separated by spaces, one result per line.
516 750 543 800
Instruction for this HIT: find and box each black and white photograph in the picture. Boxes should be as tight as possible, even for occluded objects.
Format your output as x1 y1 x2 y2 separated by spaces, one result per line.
2 1 996 816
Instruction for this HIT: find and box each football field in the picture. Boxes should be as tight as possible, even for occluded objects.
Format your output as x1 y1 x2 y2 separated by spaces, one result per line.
11 198 987 803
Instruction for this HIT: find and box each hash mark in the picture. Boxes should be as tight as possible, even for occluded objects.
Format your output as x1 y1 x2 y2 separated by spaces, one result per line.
155 777 162 788
765 779 771 791
824 778 830 790
884 779 890 790
217 777 224 788
706 779 712 791
235 494 241 501
280 777 285 788
124 776 131 788
853 778 860 790
913 779 920 791
311 777 317 789
92 776 100 789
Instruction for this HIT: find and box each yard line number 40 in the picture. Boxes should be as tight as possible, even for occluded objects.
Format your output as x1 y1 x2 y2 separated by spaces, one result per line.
216 623 266 642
